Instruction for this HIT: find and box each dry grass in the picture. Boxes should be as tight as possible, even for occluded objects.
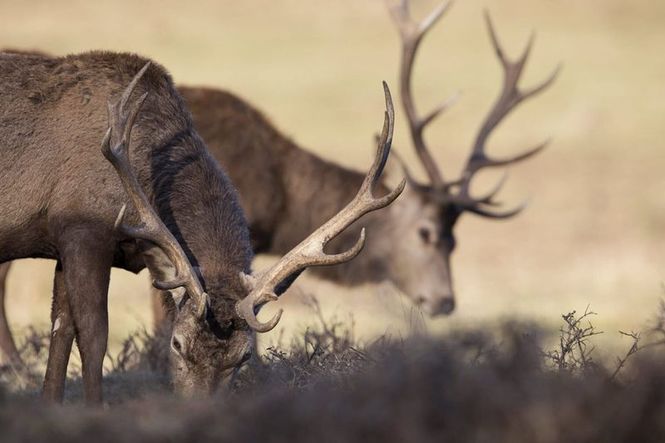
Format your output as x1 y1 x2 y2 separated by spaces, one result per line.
1 306 665 441
1 0 664 355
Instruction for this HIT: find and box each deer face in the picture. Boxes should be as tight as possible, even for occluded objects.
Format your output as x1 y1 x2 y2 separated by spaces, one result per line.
378 184 460 316
105 63 401 399
169 295 253 398
380 1 555 315
139 246 254 397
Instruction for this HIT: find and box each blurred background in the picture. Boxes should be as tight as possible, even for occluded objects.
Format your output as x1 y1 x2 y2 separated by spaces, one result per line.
1 0 664 354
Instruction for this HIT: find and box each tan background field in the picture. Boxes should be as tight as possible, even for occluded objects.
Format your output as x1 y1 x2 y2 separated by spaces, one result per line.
1 0 664 355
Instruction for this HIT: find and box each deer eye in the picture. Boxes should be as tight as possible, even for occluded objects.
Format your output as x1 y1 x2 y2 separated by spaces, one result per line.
171 336 183 354
418 227 432 244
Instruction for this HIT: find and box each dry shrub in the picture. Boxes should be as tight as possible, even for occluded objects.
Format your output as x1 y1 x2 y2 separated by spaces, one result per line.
0 304 665 442
0 327 51 391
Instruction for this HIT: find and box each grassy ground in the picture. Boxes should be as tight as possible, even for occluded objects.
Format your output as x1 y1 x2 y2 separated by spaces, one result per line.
1 0 664 355
3 307 665 442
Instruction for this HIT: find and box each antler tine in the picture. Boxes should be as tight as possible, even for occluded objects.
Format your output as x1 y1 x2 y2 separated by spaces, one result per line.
419 1 453 39
485 10 507 68
467 12 558 174
236 83 406 333
118 62 150 117
455 11 558 211
522 63 562 101
387 0 409 36
466 170 509 207
421 91 461 129
101 62 208 317
465 199 529 219
475 138 550 172
448 170 511 210
386 0 454 189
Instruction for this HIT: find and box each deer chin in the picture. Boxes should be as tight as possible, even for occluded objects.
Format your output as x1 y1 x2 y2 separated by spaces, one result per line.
171 362 242 399
420 297 456 317
172 327 254 399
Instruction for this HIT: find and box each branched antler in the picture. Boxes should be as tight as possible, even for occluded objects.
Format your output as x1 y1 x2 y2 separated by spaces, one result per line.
454 12 560 216
386 0 456 189
236 82 405 332
386 0 559 218
101 62 208 317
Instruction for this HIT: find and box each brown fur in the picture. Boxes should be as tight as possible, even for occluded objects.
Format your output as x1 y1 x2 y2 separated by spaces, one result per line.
0 51 254 403
180 87 390 284
0 78 455 379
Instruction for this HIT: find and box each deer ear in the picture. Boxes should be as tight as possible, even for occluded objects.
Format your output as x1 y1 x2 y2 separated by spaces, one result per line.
239 272 257 291
140 241 188 309
172 287 187 310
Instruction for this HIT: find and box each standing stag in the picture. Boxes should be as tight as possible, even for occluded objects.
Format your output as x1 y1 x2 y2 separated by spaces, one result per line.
0 1 558 366
380 0 560 312
179 1 558 317
0 50 402 403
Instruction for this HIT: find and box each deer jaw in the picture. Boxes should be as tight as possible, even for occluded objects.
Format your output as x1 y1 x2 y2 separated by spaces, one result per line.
168 294 253 398
373 183 458 316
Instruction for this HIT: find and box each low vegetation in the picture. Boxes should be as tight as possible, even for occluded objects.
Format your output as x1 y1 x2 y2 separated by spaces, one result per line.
1 300 665 442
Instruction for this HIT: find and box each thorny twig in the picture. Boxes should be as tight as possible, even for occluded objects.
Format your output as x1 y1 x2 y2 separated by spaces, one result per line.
609 299 665 380
610 330 641 381
545 305 602 373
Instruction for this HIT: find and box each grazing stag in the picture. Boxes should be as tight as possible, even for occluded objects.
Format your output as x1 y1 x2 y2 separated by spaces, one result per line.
0 50 402 403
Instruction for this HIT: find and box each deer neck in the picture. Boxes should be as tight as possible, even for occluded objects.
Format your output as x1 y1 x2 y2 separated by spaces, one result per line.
143 134 253 300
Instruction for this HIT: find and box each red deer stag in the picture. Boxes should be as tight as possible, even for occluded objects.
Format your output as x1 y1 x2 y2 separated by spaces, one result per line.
381 1 558 312
176 1 558 318
0 50 403 403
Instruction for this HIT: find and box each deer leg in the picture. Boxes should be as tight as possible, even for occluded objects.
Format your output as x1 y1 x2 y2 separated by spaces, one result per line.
42 261 76 402
0 262 24 368
50 229 113 405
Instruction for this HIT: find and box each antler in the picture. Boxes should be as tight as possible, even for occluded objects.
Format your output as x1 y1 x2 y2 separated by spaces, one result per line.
236 82 406 332
454 11 560 216
386 0 457 189
101 62 209 317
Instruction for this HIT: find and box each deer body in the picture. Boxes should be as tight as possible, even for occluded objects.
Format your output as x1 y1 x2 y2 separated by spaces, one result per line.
0 51 253 402
0 53 250 267
0 51 401 402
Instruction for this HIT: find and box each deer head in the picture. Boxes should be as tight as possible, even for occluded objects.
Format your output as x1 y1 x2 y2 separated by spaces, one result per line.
102 65 404 396
384 0 559 316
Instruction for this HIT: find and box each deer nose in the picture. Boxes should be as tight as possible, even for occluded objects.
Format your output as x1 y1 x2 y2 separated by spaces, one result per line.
429 297 456 317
